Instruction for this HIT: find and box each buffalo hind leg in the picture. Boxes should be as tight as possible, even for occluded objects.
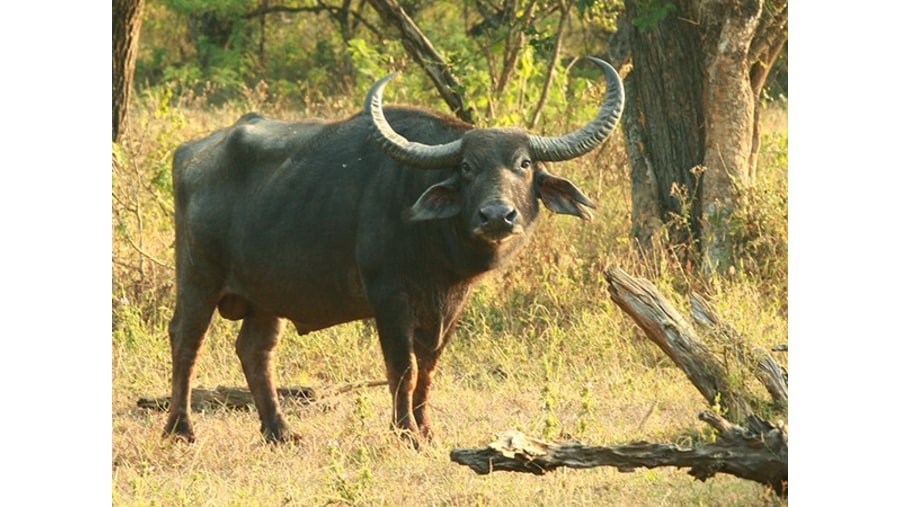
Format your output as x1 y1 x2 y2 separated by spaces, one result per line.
235 310 300 443
163 288 217 443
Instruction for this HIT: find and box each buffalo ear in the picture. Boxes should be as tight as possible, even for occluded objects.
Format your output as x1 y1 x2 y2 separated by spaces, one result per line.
405 175 461 221
536 169 597 221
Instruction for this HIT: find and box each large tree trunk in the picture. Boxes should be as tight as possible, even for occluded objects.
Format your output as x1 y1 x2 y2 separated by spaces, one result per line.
112 0 145 143
697 0 763 275
617 3 706 253
617 0 787 274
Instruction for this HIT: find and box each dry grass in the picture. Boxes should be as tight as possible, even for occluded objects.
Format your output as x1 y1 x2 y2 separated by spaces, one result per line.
112 88 788 506
113 382 777 506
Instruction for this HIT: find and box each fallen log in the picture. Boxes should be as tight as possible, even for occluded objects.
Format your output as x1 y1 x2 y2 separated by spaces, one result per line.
450 267 787 495
450 411 787 496
137 380 387 412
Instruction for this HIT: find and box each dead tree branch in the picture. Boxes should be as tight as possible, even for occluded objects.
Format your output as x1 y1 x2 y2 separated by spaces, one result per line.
450 267 787 495
605 267 755 422
450 411 787 495
689 293 787 409
243 2 382 40
366 0 474 123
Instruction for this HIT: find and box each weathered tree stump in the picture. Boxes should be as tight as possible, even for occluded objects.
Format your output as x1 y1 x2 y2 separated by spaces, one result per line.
450 267 787 495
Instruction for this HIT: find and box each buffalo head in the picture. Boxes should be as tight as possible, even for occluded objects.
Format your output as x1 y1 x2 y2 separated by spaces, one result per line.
365 57 624 247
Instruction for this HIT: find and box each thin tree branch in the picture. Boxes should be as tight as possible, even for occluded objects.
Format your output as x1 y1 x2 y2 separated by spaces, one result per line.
528 0 570 129
123 235 172 270
243 2 382 39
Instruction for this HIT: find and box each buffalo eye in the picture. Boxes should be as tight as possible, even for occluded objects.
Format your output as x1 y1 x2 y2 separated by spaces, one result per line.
461 161 473 176
515 159 532 175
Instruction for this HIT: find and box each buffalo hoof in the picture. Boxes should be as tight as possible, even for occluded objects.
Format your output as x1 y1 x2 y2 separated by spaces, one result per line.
263 431 303 445
162 418 196 444
392 423 432 450
261 424 303 444
418 424 435 443
396 428 422 450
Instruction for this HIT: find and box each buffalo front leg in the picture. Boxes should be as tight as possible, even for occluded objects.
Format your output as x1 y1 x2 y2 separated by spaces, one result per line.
369 289 421 445
235 311 300 443
380 332 420 444
163 289 216 443
412 337 445 442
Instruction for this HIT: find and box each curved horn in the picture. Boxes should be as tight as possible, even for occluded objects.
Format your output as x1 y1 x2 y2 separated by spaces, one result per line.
528 57 625 162
365 73 463 170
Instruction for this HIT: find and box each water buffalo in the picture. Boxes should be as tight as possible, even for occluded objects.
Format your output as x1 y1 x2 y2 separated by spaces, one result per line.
164 57 624 445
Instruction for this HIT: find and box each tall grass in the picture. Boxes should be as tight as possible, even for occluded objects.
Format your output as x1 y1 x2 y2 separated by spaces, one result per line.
112 84 787 506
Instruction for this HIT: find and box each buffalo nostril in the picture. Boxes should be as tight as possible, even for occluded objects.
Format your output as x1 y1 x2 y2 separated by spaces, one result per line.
479 204 517 228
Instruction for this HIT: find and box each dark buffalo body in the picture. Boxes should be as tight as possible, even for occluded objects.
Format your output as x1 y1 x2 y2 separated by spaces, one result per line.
164 58 624 444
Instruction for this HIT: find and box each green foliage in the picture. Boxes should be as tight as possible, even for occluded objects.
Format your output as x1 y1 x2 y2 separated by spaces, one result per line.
576 0 624 32
539 365 561 439
630 0 677 32
346 37 419 99
137 2 247 102
160 62 203 92
576 382 595 435
325 440 375 505
164 0 251 16
135 0 631 123
352 390 373 430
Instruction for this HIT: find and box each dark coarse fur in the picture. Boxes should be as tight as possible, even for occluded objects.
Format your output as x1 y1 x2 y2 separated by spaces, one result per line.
165 103 602 445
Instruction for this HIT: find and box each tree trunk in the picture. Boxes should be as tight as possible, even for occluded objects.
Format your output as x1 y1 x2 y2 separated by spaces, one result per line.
697 0 762 275
112 0 145 143
617 0 787 274
618 1 706 253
